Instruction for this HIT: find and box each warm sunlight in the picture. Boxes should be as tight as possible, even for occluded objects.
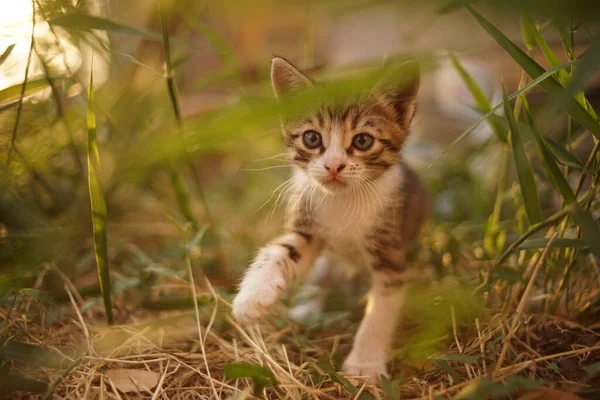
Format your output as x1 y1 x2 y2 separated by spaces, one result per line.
0 0 109 99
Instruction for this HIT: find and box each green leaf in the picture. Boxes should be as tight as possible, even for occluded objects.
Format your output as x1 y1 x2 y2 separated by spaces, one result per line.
524 106 576 203
0 340 67 369
560 35 600 112
467 6 600 142
0 44 15 66
432 59 576 163
503 86 542 225
545 138 584 170
519 15 536 51
381 375 401 400
48 12 218 53
87 61 113 325
571 208 600 260
0 78 48 104
0 367 47 394
49 12 163 41
584 361 600 376
223 363 278 396
524 105 600 259
519 238 586 249
431 360 461 382
532 25 570 84
449 52 506 142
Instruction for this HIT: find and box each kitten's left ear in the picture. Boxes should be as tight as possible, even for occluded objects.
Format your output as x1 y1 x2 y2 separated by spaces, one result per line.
387 62 420 128
271 57 313 98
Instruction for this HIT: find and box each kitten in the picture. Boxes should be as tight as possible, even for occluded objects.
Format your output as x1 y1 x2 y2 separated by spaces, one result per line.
232 57 428 380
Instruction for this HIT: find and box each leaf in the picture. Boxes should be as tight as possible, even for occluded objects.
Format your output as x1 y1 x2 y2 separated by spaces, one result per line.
0 367 47 394
467 6 600 142
431 359 461 382
545 138 584 170
104 369 160 393
87 61 113 325
519 15 536 51
503 86 542 225
223 363 278 396
519 238 586 249
449 52 506 142
532 26 569 84
571 208 600 260
432 59 576 163
0 340 67 369
17 288 55 305
381 375 401 400
525 107 600 259
560 35 600 112
0 44 15 66
0 79 48 105
50 12 163 41
583 361 600 376
524 106 576 203
48 12 217 53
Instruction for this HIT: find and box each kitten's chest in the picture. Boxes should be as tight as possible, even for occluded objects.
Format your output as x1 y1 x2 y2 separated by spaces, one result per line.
312 198 380 266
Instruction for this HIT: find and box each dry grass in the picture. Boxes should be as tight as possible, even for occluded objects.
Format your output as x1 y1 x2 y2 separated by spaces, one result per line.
3 267 600 400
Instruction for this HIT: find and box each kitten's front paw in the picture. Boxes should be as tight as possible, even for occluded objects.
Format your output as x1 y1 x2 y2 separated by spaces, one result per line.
232 263 287 324
343 354 388 383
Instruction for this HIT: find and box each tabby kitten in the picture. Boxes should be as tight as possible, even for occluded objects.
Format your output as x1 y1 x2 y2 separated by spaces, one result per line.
232 57 428 380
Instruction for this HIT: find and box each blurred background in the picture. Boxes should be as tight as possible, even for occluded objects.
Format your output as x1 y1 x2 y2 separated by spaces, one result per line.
2 0 600 398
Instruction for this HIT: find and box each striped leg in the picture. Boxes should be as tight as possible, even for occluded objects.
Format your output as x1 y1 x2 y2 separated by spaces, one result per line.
232 231 323 324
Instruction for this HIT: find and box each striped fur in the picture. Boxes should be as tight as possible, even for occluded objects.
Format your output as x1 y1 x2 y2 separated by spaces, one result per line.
233 57 428 381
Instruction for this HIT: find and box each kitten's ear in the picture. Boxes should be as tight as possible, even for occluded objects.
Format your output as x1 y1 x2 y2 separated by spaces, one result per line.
387 62 420 128
271 57 313 98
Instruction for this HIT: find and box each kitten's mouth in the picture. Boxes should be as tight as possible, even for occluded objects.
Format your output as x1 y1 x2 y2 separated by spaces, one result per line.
322 177 346 187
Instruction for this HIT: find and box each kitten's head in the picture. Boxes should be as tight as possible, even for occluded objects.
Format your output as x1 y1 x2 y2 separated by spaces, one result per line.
271 57 419 194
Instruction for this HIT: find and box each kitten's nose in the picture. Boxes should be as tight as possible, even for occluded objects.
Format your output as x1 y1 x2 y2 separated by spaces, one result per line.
324 162 346 177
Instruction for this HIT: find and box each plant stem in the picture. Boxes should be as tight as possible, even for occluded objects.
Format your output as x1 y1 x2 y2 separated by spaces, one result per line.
158 1 229 276
6 0 35 164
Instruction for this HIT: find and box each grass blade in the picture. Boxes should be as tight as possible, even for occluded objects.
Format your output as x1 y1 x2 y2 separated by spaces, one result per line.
560 35 600 111
0 44 15 66
524 105 576 203
519 15 536 51
87 61 113 325
503 86 541 224
48 12 220 53
524 105 600 259
466 6 600 141
449 52 507 142
0 78 49 105
545 137 584 170
431 59 576 164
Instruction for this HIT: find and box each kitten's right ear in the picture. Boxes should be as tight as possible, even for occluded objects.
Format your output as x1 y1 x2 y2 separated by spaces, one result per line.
271 57 312 98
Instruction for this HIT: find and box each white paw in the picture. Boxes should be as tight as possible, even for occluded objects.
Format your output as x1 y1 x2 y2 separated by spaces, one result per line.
343 354 388 382
232 253 288 324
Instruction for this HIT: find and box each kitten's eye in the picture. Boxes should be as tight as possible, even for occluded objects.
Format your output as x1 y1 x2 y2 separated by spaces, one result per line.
302 130 322 149
352 133 374 151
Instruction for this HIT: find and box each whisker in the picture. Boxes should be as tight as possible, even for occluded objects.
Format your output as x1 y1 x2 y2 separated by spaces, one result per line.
243 165 295 172
250 152 290 162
